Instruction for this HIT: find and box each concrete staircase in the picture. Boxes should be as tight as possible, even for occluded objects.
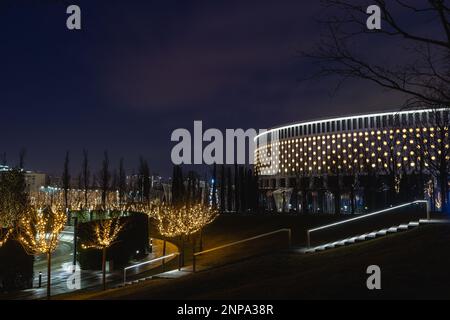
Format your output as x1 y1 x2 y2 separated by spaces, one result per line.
117 269 190 288
117 276 154 288
302 219 447 254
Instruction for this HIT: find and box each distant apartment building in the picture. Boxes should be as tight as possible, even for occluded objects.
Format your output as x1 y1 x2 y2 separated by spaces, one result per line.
24 171 47 193
0 165 47 193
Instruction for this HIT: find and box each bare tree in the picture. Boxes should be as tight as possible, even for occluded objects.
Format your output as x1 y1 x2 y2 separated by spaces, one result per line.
355 131 380 211
138 157 151 203
220 165 226 212
19 148 26 169
415 108 450 210
383 116 406 204
212 163 217 209
62 151 71 211
304 0 450 108
118 158 126 204
305 0 450 210
328 139 345 214
293 165 309 213
100 151 110 210
81 149 90 210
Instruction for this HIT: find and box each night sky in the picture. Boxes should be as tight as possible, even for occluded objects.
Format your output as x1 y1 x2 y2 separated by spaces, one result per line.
0 0 421 177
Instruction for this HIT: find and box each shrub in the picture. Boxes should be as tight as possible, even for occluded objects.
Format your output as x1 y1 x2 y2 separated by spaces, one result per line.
0 236 34 292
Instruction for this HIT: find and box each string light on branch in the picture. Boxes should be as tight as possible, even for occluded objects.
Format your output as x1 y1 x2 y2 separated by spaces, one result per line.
128 200 158 216
81 218 125 250
80 215 126 292
152 204 218 238
17 204 67 255
0 228 13 247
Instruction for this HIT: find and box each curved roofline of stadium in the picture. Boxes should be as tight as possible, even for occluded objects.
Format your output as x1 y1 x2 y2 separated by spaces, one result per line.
254 107 446 142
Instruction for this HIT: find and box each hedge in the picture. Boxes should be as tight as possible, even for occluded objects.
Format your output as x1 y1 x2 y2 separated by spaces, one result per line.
0 235 34 292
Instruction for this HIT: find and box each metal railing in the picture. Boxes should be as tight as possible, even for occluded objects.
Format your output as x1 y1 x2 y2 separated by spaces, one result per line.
123 252 180 285
306 200 429 247
193 228 292 272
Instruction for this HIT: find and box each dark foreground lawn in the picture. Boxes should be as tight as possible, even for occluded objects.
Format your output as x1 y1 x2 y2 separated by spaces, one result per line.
59 222 450 300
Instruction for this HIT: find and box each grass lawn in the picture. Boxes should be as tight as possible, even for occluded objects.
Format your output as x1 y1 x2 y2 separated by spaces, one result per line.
58 214 450 300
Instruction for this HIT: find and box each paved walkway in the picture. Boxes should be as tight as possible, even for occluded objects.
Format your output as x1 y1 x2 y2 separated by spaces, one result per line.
151 269 192 279
1 230 177 300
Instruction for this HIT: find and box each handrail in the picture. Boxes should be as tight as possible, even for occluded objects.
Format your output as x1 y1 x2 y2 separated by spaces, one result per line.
306 200 429 247
193 228 291 272
123 252 180 285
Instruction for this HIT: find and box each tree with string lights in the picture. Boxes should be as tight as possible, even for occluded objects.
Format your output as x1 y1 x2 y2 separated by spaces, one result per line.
17 204 66 299
0 226 13 248
0 197 18 247
81 216 125 290
152 203 218 266
0 168 27 247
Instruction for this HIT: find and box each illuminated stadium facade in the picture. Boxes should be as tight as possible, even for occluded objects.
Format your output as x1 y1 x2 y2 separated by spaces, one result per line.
255 109 450 214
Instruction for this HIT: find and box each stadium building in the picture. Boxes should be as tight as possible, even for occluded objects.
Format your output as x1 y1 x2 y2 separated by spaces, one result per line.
254 109 450 214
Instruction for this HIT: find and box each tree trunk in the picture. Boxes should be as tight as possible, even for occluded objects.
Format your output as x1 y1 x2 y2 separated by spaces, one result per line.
431 180 436 212
47 252 51 300
350 186 355 214
102 247 107 290
181 237 185 267
162 240 167 272
302 190 308 214
334 174 341 214
147 217 152 253
73 216 78 267
440 169 448 212
199 228 203 252
334 191 340 215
